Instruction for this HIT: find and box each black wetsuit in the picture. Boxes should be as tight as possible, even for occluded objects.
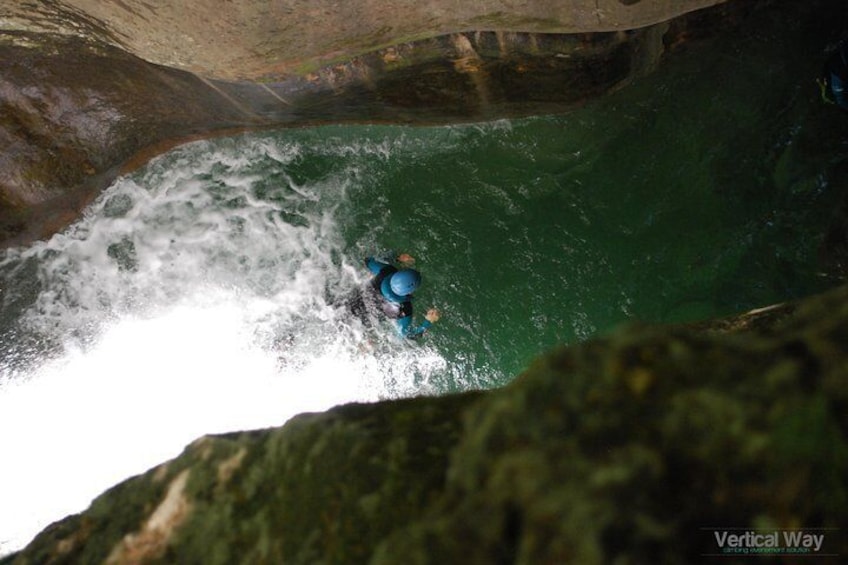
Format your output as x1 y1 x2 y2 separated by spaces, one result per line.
345 256 431 338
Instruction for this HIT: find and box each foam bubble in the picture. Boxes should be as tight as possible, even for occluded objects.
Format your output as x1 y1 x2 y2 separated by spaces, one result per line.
0 134 448 553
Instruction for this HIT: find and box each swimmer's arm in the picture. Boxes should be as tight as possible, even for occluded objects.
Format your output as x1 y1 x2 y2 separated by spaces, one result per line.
397 308 440 339
365 256 387 274
397 315 431 338
366 251 414 273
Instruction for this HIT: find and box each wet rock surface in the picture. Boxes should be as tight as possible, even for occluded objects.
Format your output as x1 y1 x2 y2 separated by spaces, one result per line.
3 0 729 81
0 0 769 248
0 32 257 245
6 284 847 564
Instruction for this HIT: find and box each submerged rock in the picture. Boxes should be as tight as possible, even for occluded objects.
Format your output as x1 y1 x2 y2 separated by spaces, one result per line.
8 284 847 564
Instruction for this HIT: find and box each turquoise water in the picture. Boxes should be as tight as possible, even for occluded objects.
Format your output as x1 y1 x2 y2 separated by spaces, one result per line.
2 0 847 552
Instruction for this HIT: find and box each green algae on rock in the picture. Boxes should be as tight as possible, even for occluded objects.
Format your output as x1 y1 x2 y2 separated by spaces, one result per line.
10 284 848 564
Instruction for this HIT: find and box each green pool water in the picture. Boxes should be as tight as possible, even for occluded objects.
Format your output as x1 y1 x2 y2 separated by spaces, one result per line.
3 1 848 553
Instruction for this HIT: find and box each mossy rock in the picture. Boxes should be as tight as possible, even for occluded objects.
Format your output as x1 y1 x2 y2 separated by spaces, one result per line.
12 284 848 564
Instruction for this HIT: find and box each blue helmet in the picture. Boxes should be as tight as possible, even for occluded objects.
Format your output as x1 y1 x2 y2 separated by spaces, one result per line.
390 269 421 296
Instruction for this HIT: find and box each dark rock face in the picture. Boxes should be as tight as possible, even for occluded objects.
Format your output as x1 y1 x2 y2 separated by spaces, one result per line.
0 33 258 245
0 1 766 248
8 285 847 564
14 0 728 81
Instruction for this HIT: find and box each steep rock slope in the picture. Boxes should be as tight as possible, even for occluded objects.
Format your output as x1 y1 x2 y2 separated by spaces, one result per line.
7 285 847 564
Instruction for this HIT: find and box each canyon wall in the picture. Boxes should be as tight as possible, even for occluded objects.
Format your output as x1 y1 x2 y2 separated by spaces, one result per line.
0 0 754 246
7 286 847 564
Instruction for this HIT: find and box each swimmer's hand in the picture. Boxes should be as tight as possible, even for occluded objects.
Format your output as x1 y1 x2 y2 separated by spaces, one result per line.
397 253 415 266
425 308 440 323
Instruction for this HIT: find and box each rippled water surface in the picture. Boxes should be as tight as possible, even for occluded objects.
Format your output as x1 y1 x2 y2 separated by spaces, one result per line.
2 3 847 553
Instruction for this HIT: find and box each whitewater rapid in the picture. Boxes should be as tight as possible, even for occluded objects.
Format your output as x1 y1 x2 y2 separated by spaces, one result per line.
0 135 449 553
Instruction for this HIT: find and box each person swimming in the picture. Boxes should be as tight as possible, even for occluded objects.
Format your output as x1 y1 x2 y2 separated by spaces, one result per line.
345 252 440 339
819 40 848 110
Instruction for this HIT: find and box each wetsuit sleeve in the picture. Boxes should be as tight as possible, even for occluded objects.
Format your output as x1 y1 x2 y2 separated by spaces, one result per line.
396 315 432 339
365 256 389 275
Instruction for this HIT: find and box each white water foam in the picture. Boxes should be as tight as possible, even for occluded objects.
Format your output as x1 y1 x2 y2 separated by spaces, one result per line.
0 135 447 554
